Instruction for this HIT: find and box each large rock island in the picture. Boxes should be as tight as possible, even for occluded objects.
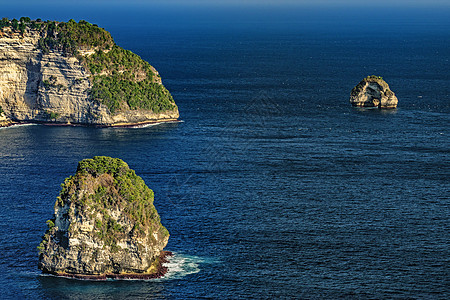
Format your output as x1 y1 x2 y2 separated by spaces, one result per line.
350 75 398 109
38 156 171 279
0 17 178 127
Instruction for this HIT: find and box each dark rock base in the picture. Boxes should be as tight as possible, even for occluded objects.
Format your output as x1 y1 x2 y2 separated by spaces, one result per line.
0 118 180 128
0 120 21 128
43 251 173 281
351 103 397 109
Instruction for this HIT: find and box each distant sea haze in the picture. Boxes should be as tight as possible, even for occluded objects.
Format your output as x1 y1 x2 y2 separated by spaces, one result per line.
1 3 449 298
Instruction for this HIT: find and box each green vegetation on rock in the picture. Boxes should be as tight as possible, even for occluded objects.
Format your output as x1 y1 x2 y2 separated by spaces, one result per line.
44 110 60 120
76 156 130 177
0 18 11 30
366 75 383 81
2 17 177 116
37 19 114 55
38 156 170 277
1 17 39 34
57 156 167 248
84 47 175 113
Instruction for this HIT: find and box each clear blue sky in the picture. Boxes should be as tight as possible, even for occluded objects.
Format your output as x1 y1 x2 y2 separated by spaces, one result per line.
2 0 450 7
141 0 448 5
2 0 449 34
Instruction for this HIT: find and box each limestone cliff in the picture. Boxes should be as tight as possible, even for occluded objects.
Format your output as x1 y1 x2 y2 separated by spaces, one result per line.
38 156 170 279
350 75 398 109
0 19 178 127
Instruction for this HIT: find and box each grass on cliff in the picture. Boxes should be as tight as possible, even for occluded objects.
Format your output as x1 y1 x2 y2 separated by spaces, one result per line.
2 17 177 115
84 47 175 114
57 156 168 249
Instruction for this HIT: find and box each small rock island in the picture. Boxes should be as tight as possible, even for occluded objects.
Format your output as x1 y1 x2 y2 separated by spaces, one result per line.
350 75 398 109
38 156 171 279
0 18 178 127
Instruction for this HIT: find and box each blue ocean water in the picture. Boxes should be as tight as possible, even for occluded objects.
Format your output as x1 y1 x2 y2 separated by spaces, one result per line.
1 6 450 299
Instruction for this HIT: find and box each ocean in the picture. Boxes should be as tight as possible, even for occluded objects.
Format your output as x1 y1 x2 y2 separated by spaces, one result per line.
0 4 449 299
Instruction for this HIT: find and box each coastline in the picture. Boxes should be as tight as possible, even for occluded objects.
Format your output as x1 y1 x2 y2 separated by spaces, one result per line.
0 118 180 129
43 251 173 281
108 118 180 128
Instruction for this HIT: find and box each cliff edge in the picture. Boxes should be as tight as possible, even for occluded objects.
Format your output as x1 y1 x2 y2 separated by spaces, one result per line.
38 156 170 279
0 18 178 127
350 75 398 109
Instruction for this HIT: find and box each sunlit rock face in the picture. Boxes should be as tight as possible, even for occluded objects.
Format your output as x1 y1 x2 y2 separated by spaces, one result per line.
350 76 398 109
38 156 170 279
0 23 178 127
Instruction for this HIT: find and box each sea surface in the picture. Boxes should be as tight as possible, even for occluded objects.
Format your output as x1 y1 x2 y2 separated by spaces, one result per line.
1 7 449 299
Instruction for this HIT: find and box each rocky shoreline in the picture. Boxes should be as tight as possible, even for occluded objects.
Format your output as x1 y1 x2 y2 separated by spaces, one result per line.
42 251 173 281
0 118 180 128
0 120 18 128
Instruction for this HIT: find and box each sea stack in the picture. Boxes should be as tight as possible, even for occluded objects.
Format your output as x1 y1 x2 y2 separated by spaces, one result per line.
350 75 398 109
38 156 170 279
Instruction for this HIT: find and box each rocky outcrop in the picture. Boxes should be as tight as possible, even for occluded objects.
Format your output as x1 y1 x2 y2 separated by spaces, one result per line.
0 112 14 127
0 24 178 127
350 75 398 109
38 156 170 279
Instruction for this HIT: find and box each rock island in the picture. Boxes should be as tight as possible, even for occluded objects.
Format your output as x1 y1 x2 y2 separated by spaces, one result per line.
350 75 398 109
38 156 171 279
0 17 178 127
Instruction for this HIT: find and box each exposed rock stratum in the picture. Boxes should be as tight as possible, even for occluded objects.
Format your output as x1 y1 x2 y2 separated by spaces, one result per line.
0 19 178 127
38 156 170 279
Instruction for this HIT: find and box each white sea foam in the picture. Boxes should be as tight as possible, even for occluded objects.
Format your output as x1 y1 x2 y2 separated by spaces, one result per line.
36 251 213 282
130 122 164 129
0 123 38 130
160 252 202 280
18 270 42 278
128 120 183 129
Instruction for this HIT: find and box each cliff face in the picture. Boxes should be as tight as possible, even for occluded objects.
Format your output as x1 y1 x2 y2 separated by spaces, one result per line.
0 24 178 126
38 156 169 278
350 76 398 109
0 29 101 124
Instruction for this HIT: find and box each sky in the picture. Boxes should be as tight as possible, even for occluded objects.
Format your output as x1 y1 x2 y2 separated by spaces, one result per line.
3 0 450 8
120 0 450 6
1 0 449 35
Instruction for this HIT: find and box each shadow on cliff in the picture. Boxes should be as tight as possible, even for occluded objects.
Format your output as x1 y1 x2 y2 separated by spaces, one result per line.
24 57 42 118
